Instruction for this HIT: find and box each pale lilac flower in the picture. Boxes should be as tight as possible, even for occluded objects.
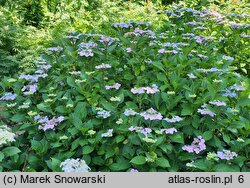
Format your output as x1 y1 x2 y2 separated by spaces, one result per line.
230 84 246 91
140 128 152 137
131 84 159 94
195 36 204 43
187 73 197 79
161 128 177 134
101 129 113 137
217 150 237 160
144 84 159 94
96 109 111 119
223 88 237 98
209 100 226 106
79 41 98 49
182 136 206 154
164 115 183 123
130 168 139 172
69 71 81 75
19 74 39 83
37 64 52 70
140 108 163 121
0 93 17 101
126 48 132 53
105 83 121 90
95 64 112 69
197 108 216 117
222 55 234 61
128 126 137 131
47 46 63 52
78 49 94 57
60 158 90 172
158 48 166 54
124 109 138 116
131 87 145 94
35 115 65 131
113 22 132 29
21 83 38 95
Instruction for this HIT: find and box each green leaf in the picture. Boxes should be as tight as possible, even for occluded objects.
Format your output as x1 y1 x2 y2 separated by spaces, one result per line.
37 103 52 113
82 146 94 154
66 76 76 87
155 157 170 168
0 152 4 162
223 134 230 144
109 159 130 171
2 147 21 157
10 113 26 122
152 61 165 72
215 164 240 172
107 44 117 53
202 131 213 141
115 135 125 143
181 104 193 116
169 133 184 144
100 99 115 112
69 113 83 129
237 98 250 107
74 102 87 119
130 156 146 165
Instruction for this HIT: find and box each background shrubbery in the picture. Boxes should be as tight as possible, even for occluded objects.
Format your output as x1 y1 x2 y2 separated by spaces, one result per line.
0 0 249 172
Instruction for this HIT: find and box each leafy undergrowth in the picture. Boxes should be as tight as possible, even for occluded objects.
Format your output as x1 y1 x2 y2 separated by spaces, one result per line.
0 3 250 172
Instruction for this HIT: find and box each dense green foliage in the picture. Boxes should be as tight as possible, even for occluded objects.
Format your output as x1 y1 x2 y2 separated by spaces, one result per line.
0 0 249 172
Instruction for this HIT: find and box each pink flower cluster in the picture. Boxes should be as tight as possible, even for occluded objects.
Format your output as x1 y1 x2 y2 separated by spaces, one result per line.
140 108 163 120
105 83 121 90
182 136 206 154
131 84 159 94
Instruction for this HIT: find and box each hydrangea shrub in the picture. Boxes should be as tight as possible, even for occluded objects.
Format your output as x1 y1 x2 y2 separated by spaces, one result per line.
0 5 249 172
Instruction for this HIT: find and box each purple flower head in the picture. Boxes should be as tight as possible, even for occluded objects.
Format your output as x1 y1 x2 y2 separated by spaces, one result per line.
95 64 112 70
126 48 132 53
139 128 152 137
182 136 206 154
217 150 237 160
209 100 226 106
130 168 139 172
140 108 163 121
164 115 183 123
223 88 237 98
105 83 121 90
131 84 159 94
21 83 38 95
161 128 177 134
0 93 17 101
19 74 39 83
47 46 63 52
158 49 166 54
36 115 65 131
78 49 94 57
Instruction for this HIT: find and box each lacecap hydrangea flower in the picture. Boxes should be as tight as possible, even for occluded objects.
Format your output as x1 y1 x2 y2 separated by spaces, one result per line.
0 125 15 146
217 150 237 160
60 158 90 172
182 136 206 154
